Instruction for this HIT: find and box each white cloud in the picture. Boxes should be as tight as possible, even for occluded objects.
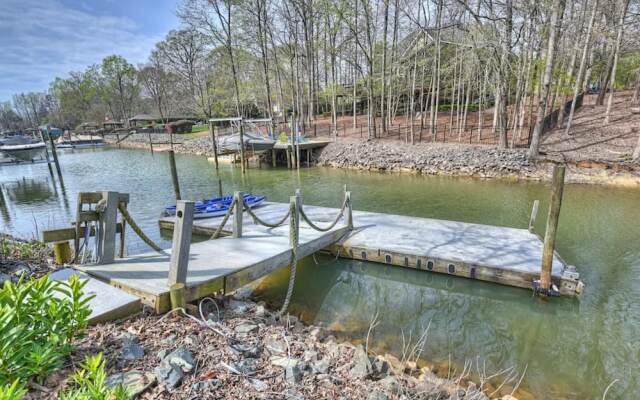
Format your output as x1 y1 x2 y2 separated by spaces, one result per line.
0 0 166 100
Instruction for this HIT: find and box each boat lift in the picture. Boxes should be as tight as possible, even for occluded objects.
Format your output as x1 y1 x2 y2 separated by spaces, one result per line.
207 117 275 172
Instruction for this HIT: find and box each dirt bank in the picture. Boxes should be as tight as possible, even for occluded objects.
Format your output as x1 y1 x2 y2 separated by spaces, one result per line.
35 296 529 400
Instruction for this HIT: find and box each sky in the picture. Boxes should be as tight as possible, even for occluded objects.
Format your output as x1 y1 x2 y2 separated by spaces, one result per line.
0 0 181 101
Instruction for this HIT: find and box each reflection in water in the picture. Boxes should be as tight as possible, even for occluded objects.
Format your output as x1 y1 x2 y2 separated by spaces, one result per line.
0 148 639 399
5 177 55 204
0 185 10 223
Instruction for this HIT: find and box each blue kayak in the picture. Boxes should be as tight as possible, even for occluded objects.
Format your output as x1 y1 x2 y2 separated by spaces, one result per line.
165 193 266 219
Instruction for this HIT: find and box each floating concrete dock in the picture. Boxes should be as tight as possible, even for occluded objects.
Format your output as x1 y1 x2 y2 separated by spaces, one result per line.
77 214 349 312
159 202 584 297
58 193 582 318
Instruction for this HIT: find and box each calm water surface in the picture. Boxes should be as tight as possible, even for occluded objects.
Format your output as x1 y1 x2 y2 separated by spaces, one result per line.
1 148 639 399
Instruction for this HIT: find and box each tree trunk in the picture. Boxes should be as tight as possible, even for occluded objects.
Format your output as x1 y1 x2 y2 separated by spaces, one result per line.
564 0 599 135
528 0 566 159
604 0 630 124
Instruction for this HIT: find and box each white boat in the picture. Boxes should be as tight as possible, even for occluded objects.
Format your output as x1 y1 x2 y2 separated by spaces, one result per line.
0 135 46 161
57 134 104 149
218 132 276 154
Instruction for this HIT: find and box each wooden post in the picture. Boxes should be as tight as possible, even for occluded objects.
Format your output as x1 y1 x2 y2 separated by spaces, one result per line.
119 201 127 258
98 191 118 264
209 122 219 170
116 133 120 148
345 191 353 229
168 201 194 286
170 283 186 313
74 193 82 259
239 118 246 173
540 165 566 290
148 132 154 153
53 241 72 264
286 146 292 169
529 200 540 233
271 149 276 167
233 191 243 238
307 149 311 166
168 150 181 201
46 127 63 180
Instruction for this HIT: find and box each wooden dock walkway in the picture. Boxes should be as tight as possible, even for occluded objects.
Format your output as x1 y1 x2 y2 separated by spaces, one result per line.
77 210 349 312
159 202 584 297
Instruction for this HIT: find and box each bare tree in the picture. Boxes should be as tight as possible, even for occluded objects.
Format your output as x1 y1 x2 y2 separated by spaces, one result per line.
528 0 567 159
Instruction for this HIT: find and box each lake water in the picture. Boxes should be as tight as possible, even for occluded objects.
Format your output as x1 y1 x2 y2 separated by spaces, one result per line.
1 147 638 399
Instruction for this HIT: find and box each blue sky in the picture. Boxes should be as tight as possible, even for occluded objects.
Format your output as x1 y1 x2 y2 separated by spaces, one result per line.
0 0 181 101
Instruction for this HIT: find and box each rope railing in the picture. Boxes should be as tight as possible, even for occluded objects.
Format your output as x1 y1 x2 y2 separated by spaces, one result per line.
202 189 353 316
298 197 349 232
210 199 237 240
117 203 165 253
242 197 292 228
278 198 298 316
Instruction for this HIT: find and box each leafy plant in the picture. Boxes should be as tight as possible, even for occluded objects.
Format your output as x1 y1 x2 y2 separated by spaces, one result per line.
0 274 93 384
60 354 129 400
0 380 27 400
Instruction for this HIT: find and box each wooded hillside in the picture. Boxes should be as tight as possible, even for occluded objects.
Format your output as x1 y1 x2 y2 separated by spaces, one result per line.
2 0 640 159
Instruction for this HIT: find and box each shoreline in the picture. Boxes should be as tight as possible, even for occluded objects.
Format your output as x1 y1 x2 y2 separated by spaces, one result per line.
1 235 527 399
104 136 640 188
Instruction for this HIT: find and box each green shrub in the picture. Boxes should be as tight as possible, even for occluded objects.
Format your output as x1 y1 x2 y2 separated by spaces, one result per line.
0 274 93 384
0 381 27 400
60 354 129 400
190 124 209 133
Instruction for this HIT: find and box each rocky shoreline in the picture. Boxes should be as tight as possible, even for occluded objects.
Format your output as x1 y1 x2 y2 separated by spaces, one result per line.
39 295 518 400
315 140 640 186
104 134 640 186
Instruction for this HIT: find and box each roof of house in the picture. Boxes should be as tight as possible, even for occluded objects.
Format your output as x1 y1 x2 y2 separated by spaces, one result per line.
128 114 157 122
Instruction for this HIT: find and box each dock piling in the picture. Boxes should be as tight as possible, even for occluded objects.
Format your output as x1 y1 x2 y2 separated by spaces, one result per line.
168 150 181 201
209 122 219 170
46 127 63 180
170 283 186 313
233 192 243 238
239 119 246 174
540 165 566 290
168 201 194 286
271 149 276 168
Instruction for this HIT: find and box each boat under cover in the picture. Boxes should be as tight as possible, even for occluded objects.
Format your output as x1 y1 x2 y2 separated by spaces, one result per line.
165 193 266 219
0 135 46 161
218 132 276 154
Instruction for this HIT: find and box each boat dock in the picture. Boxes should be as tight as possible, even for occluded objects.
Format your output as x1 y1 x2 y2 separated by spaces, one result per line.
44 178 583 321
158 202 584 298
77 215 349 313
271 139 332 168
